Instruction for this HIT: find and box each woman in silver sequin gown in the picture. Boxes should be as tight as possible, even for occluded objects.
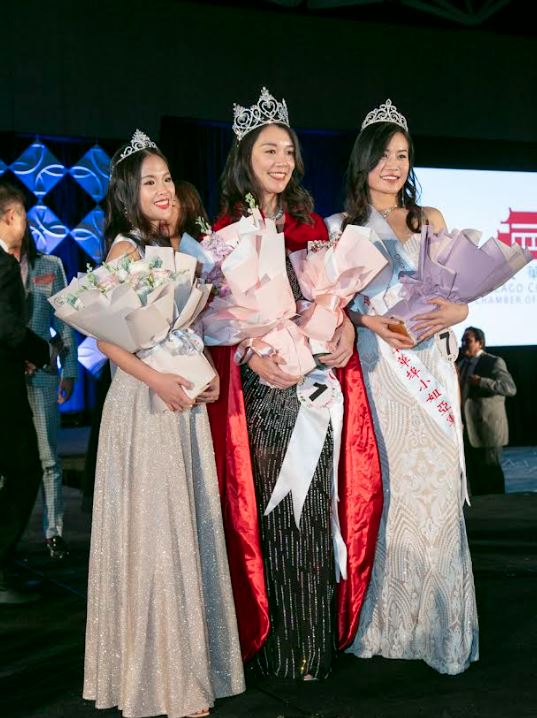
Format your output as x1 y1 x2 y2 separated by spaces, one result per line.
326 104 478 675
213 95 356 679
83 140 244 717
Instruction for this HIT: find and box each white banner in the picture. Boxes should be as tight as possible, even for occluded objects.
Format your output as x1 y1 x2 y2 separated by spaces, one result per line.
264 368 348 579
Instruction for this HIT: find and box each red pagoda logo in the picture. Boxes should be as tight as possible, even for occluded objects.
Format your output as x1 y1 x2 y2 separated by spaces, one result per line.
497 210 537 259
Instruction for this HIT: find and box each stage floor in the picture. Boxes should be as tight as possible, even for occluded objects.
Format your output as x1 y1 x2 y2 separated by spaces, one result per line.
1 436 536 718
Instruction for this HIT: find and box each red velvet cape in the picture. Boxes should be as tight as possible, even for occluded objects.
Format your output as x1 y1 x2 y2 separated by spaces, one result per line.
207 211 383 660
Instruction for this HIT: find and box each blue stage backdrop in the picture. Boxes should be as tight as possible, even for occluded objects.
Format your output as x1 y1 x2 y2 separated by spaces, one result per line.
0 133 117 417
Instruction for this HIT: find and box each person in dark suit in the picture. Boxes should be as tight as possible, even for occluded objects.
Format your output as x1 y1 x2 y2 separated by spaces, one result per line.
456 326 517 495
0 181 57 603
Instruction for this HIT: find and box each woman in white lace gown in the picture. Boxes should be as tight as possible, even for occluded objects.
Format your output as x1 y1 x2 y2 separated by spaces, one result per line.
326 100 478 675
83 134 244 717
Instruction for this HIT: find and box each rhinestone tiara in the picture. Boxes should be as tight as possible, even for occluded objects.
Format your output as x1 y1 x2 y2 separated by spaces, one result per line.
115 129 158 165
233 87 290 141
361 99 408 132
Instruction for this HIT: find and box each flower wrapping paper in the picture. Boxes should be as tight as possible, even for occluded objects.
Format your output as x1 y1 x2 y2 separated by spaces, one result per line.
183 209 317 378
48 245 215 411
289 224 388 354
386 225 534 342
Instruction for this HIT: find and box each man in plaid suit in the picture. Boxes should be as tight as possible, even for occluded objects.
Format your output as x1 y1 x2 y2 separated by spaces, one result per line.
19 228 78 558
0 182 58 602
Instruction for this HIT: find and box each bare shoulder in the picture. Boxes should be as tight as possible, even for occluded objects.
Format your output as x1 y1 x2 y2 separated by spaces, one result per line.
106 240 140 262
422 206 448 232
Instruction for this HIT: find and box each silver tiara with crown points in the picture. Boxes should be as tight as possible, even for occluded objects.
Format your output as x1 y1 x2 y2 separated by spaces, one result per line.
361 99 408 132
232 87 290 141
115 129 158 165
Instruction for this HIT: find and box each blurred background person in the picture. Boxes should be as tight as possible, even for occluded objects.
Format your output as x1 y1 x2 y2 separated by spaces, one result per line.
167 179 210 248
16 227 78 558
457 326 517 495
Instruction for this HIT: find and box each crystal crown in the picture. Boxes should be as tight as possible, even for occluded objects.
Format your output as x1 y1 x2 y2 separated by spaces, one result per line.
233 87 289 141
361 99 408 132
115 130 158 165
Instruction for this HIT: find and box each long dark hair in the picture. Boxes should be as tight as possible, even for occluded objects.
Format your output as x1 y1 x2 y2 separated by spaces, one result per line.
173 180 209 240
104 146 172 252
220 122 314 225
344 122 422 232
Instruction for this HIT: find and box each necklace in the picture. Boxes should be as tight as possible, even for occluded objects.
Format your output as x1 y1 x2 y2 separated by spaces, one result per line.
375 205 398 219
265 207 284 221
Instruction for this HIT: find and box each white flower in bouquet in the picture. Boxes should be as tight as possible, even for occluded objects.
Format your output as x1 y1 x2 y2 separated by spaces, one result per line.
49 247 216 412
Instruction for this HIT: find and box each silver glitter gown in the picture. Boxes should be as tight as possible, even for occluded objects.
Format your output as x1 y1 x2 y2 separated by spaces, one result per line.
326 210 478 675
83 368 245 717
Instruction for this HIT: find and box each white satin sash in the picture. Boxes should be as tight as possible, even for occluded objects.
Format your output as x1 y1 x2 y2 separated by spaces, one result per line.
263 367 348 579
376 335 469 506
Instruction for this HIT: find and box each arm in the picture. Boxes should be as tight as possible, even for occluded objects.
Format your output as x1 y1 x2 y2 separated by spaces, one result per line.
106 240 140 262
195 348 220 404
50 259 79 402
348 308 415 350
471 357 516 397
423 206 448 233
246 353 301 389
97 340 194 411
318 314 356 368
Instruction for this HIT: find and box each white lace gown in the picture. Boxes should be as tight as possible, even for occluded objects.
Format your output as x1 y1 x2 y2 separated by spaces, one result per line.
83 351 245 711
326 210 478 675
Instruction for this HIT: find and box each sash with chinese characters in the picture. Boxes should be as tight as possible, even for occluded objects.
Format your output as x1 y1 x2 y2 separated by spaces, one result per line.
377 339 469 505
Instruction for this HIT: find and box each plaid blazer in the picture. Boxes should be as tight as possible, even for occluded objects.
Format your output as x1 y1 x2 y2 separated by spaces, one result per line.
25 253 78 387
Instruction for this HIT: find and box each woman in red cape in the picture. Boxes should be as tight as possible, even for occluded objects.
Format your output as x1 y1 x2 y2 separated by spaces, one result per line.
206 88 383 679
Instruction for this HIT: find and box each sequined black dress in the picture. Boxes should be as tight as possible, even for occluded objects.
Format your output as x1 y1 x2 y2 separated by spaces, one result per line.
241 258 336 679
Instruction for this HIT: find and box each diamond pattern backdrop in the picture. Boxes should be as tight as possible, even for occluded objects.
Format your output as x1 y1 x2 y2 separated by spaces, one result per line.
3 139 110 261
0 135 113 415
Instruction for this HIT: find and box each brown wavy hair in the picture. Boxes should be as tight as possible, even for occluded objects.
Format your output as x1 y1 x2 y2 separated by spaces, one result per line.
172 180 209 240
343 122 422 232
219 122 314 225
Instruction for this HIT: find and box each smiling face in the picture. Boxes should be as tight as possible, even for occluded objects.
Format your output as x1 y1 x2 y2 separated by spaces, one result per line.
367 131 410 205
138 154 175 226
250 124 296 208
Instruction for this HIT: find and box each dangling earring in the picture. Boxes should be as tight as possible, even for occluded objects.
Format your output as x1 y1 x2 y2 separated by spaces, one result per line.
400 190 405 209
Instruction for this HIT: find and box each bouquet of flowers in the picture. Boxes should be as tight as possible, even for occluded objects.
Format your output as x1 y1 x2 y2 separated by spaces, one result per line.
181 207 317 379
385 225 534 342
289 224 388 357
48 245 215 411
